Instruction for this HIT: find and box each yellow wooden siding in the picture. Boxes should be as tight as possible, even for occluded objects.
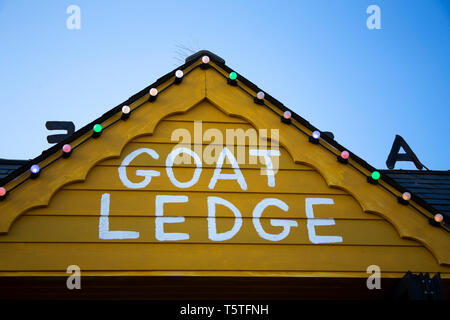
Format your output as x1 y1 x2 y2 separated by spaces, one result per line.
63 167 342 194
0 244 444 273
100 142 304 169
2 216 418 246
162 100 247 123
0 66 449 278
26 191 379 219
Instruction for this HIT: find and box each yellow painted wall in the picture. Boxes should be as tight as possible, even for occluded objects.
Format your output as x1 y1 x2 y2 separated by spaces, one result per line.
0 64 449 278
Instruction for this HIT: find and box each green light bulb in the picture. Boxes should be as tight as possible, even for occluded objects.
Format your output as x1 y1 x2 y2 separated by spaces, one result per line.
229 72 237 80
371 171 380 180
93 124 102 133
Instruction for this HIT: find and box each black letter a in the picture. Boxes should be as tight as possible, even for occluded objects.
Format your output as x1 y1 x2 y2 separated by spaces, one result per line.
386 135 425 170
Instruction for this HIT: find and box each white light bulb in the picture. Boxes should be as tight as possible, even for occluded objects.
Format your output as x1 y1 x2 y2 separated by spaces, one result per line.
283 111 291 119
257 91 265 100
434 213 443 223
149 88 158 96
122 106 130 114
202 56 210 64
402 192 411 201
175 70 183 78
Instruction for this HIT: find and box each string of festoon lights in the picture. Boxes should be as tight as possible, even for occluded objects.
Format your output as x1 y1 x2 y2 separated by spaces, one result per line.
0 55 447 232
0 62 196 199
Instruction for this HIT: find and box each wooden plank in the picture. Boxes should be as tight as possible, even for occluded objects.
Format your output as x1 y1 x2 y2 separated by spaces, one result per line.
99 142 308 170
0 216 418 246
26 191 377 220
165 100 247 123
0 243 447 273
132 121 278 145
63 167 346 194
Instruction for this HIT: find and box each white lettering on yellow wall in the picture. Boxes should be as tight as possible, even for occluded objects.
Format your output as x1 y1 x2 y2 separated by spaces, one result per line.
99 193 140 240
207 196 243 241
98 147 343 243
305 198 343 244
209 147 247 191
118 148 160 189
166 147 202 188
249 149 280 187
155 195 190 241
252 198 298 241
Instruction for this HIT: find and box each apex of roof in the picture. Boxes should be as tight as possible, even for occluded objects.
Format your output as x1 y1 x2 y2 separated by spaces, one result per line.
185 50 225 64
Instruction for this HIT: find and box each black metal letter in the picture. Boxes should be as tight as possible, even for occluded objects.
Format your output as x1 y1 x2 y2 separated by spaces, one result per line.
386 135 424 170
46 121 75 144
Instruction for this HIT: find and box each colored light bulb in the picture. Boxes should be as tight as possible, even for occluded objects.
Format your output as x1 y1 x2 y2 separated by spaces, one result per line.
30 164 40 174
312 131 321 139
122 106 130 114
0 187 6 197
257 91 265 100
149 88 158 96
434 213 443 223
93 124 102 133
341 151 349 159
229 72 237 80
371 171 381 180
202 56 210 64
175 70 183 78
402 192 411 201
62 144 71 153
283 111 291 119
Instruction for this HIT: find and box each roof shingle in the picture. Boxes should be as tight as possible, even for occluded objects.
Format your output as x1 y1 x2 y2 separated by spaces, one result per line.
381 170 450 224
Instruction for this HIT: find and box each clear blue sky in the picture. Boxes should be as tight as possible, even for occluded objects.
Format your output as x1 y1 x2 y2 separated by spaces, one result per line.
0 0 448 170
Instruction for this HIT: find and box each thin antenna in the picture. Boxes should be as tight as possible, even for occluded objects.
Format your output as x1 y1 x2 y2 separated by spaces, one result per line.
173 41 201 65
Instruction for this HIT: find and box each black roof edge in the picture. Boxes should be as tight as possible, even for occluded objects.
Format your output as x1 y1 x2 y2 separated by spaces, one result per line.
380 169 450 175
0 50 443 217
185 50 226 65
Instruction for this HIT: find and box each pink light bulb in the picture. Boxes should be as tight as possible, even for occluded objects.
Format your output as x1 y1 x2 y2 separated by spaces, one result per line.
62 144 71 153
341 151 349 159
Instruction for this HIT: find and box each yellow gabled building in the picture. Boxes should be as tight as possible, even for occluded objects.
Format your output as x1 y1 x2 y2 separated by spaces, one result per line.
0 51 448 299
